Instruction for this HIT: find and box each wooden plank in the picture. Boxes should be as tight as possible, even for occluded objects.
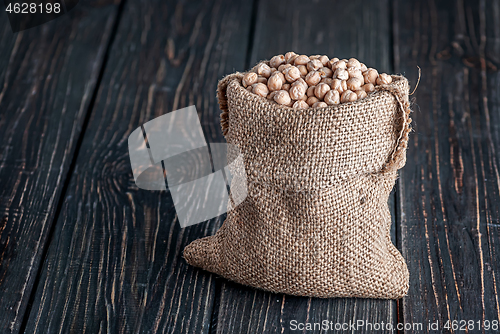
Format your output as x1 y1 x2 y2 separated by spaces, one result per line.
0 2 120 332
394 0 500 331
23 0 254 332
213 1 399 333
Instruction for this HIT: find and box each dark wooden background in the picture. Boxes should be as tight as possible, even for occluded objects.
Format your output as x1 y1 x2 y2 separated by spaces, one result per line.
0 0 499 333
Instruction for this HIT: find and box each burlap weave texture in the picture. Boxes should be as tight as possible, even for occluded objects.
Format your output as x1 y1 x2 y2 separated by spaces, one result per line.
184 70 411 299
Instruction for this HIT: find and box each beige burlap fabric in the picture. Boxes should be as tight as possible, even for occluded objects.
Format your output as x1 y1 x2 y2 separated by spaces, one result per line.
183 70 411 299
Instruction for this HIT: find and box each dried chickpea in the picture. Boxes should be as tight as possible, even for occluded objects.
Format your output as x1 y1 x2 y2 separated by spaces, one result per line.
346 58 361 69
270 55 285 68
282 83 291 91
341 90 357 103
297 93 308 101
274 90 291 105
286 54 299 64
278 63 291 71
319 55 329 66
331 60 346 71
294 78 308 90
252 83 269 97
242 72 258 87
283 66 301 82
363 83 375 92
359 63 368 72
267 91 277 100
320 77 333 86
324 90 340 105
347 67 363 80
297 65 308 76
326 57 340 69
346 77 363 91
306 85 316 97
284 51 297 62
314 82 331 99
312 101 328 108
255 63 272 78
267 72 284 91
307 59 323 71
363 68 378 84
305 70 321 86
309 55 321 60
246 86 253 92
330 79 346 93
293 100 309 109
257 76 267 84
294 55 310 66
271 67 277 73
318 67 333 78
289 82 306 100
306 96 319 106
334 68 349 80
376 73 392 85
355 89 367 99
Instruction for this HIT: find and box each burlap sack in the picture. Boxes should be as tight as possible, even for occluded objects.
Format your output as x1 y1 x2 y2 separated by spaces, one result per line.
183 68 411 299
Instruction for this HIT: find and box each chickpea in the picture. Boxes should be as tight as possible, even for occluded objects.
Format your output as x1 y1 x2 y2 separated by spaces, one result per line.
267 72 284 91
376 73 393 85
330 79 346 93
294 55 310 66
312 101 328 108
305 70 321 86
346 77 363 91
278 63 291 71
307 59 323 71
347 67 363 80
331 60 347 71
297 65 308 76
334 68 349 80
324 90 340 105
355 89 367 99
319 55 329 66
294 78 308 90
242 72 258 87
363 68 378 84
346 58 361 69
274 90 291 105
286 55 298 65
292 100 309 109
320 77 333 86
247 86 253 92
270 55 285 68
326 57 340 69
362 83 375 92
257 76 267 84
306 85 316 97
318 67 333 78
306 96 319 106
284 51 297 63
252 83 269 97
282 83 291 91
314 82 331 99
341 90 357 103
289 82 306 100
283 66 301 82
255 63 272 78
267 91 277 100
359 63 368 72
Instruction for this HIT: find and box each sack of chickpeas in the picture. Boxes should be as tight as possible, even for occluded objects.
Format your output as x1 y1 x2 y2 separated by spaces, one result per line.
184 52 411 299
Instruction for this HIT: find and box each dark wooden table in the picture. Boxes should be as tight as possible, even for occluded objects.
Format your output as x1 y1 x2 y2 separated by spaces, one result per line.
1 0 499 333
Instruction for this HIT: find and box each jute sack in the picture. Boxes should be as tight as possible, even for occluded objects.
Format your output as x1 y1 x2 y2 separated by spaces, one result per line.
184 68 411 299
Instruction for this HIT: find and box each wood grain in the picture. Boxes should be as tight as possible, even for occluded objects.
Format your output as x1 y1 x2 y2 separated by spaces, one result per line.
0 3 120 332
23 0 254 332
213 1 399 333
394 0 500 332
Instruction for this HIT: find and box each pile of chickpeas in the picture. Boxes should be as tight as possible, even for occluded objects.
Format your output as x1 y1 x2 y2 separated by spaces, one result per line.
241 52 393 109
